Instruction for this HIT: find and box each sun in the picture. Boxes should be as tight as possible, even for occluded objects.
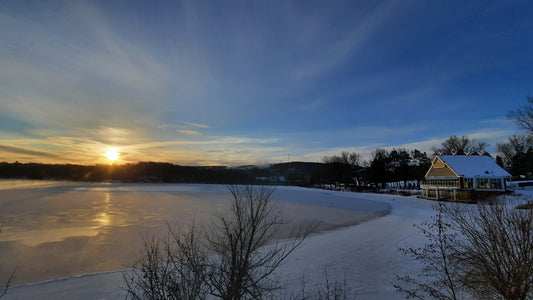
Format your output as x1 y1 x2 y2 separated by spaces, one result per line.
105 147 119 161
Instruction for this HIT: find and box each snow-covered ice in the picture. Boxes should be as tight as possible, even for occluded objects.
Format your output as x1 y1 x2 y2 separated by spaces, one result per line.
1 182 442 299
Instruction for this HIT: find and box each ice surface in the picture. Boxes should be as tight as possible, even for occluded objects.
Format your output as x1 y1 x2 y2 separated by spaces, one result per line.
0 183 387 286
0 182 439 299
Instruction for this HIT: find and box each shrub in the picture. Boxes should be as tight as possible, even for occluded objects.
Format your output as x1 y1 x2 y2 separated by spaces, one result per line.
125 185 317 300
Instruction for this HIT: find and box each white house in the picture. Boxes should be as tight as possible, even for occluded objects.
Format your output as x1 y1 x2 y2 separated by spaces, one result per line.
421 155 512 201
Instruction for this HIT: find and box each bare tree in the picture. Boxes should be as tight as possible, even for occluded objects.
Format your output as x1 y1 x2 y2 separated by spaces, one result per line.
321 151 361 166
507 97 533 134
395 203 463 300
124 222 209 300
448 199 533 300
205 185 316 300
125 185 317 300
321 151 362 189
496 135 533 169
396 198 533 300
432 135 488 156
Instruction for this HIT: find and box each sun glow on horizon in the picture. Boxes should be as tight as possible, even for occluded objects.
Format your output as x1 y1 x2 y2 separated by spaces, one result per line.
105 147 119 161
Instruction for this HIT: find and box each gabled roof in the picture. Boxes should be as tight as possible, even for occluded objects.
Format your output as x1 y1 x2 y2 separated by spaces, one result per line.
433 155 511 178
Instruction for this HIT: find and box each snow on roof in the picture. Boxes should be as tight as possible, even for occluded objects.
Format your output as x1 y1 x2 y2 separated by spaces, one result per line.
438 155 511 178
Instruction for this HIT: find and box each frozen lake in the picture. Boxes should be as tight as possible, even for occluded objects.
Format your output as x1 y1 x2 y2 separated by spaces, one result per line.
0 180 390 286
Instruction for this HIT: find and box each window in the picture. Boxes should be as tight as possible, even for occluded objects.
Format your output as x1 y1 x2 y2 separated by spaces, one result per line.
476 178 490 189
464 178 473 188
475 178 503 190
490 178 502 189
425 179 458 188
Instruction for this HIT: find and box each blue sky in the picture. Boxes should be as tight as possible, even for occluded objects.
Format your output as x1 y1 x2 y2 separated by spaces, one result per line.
0 0 531 165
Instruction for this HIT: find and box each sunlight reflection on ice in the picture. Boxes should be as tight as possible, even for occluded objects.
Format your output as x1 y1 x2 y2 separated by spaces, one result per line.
0 193 117 246
0 226 100 247
0 179 74 190
93 192 112 227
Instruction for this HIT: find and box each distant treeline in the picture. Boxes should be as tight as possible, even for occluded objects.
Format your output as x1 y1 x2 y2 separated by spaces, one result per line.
0 154 430 189
0 161 258 184
1 134 531 187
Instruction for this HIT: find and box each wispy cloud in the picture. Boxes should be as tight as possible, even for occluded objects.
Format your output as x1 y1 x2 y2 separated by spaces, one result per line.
289 1 399 83
175 122 210 136
0 132 284 165
178 129 201 136
468 130 515 142
0 144 60 159
183 122 210 129
0 2 174 134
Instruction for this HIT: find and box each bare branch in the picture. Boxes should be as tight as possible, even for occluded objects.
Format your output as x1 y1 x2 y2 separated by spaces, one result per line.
507 97 533 134
395 203 462 300
397 198 533 300
432 135 489 156
124 223 209 300
206 185 317 299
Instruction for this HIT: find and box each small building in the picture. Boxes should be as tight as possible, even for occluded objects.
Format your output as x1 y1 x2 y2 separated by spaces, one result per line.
421 155 512 201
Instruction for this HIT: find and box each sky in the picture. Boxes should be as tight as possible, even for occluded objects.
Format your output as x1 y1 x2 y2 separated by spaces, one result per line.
0 0 532 166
